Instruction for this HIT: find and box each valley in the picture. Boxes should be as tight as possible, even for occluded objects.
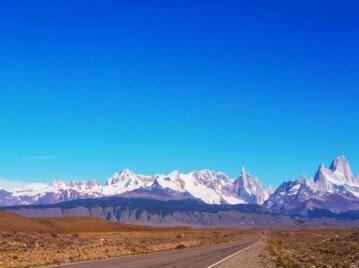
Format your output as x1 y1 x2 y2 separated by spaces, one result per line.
0 211 255 268
1 211 358 268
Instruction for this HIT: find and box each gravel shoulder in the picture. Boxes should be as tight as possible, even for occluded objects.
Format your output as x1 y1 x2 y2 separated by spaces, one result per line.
216 234 275 268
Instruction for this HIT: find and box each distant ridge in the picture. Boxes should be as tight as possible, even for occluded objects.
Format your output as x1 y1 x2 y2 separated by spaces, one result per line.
1 197 296 228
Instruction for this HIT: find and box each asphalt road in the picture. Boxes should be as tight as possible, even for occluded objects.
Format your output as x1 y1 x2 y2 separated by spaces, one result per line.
49 233 262 268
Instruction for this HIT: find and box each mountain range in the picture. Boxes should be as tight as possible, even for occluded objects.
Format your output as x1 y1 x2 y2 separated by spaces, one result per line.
0 167 273 206
265 155 359 216
1 155 359 224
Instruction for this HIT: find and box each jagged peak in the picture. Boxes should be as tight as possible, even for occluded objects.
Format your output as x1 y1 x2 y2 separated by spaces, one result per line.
329 155 352 177
238 167 260 183
238 166 248 181
330 155 347 169
314 163 327 182
241 166 246 174
314 155 354 183
50 180 67 188
168 170 181 176
118 168 134 176
106 169 138 186
298 174 307 184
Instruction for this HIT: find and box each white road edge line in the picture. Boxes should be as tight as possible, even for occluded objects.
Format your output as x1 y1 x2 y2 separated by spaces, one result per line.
207 234 263 268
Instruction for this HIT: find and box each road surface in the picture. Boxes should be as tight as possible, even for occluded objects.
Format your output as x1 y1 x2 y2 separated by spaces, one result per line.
48 233 262 268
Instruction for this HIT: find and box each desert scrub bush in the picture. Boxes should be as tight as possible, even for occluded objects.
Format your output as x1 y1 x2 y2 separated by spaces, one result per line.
268 235 296 268
175 244 185 249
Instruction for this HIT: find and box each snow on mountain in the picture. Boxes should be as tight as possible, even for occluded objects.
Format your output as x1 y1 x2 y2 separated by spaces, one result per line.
0 167 272 206
102 169 153 196
11 183 49 197
234 167 274 205
1 155 358 211
155 170 235 204
312 155 359 197
265 155 359 215
102 168 272 205
0 188 11 202
0 180 103 206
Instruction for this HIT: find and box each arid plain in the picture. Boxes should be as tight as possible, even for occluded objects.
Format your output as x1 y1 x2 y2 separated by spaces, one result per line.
0 211 254 267
1 211 358 268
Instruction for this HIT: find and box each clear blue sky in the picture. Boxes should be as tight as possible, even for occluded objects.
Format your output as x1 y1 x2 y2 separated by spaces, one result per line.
0 0 358 189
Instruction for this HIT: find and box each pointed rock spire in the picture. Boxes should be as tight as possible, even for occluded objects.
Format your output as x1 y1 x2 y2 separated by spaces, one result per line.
329 155 353 179
314 163 327 183
235 166 270 205
298 174 307 185
240 166 247 180
241 166 246 174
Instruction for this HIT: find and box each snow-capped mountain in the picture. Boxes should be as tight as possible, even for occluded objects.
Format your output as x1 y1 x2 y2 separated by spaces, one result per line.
312 155 359 197
234 167 274 205
102 169 153 196
0 180 102 206
265 155 359 216
103 168 273 205
2 155 357 213
0 168 272 206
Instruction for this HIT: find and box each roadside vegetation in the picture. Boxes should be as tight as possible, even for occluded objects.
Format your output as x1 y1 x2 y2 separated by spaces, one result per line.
268 229 359 267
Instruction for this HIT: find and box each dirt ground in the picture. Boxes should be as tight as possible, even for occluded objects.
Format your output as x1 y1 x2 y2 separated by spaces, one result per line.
215 229 359 268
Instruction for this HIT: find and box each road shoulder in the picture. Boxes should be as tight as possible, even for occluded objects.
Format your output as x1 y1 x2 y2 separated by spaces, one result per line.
215 234 275 268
